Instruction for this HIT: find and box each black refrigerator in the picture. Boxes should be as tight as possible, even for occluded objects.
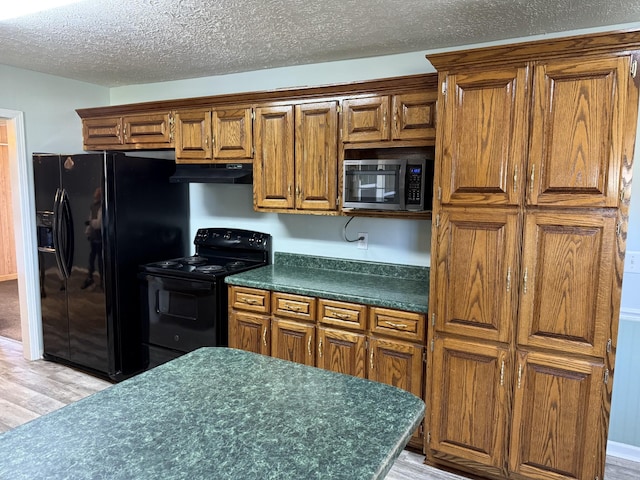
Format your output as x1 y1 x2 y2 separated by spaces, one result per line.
33 152 189 380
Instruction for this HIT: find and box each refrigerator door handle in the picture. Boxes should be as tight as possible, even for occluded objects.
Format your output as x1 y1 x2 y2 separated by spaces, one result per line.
52 188 67 278
59 188 74 279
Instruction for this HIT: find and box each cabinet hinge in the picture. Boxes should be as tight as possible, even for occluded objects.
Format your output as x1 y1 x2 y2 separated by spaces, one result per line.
506 267 511 293
435 214 440 228
517 364 523 389
606 338 612 353
604 369 610 385
616 222 622 237
430 339 434 352
523 268 528 294
441 80 447 95
431 313 436 327
427 431 431 444
251 110 255 120
500 360 505 386
422 350 427 364
621 188 625 203
337 105 342 114
631 59 638 78
419 423 424 435
437 186 442 202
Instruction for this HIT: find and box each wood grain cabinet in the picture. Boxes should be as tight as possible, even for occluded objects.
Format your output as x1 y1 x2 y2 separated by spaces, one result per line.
82 112 174 149
228 285 426 449
342 92 437 143
253 101 338 213
426 31 640 480
174 106 253 163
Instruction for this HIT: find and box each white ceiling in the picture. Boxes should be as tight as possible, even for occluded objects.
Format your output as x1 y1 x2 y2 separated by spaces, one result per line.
1 0 640 88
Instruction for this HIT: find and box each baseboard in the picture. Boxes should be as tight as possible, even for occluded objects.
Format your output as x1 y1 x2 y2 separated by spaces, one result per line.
608 440 640 462
0 273 18 282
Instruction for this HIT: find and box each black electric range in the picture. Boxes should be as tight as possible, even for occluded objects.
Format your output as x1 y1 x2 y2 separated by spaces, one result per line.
138 228 271 369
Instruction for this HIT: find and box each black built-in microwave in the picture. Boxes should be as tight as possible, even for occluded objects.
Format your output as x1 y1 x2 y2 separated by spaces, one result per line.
342 158 430 211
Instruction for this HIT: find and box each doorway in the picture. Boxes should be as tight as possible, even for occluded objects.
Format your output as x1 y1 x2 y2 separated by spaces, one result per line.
0 109 41 360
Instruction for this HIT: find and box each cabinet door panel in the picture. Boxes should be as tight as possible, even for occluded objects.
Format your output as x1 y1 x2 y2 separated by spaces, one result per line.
509 351 604 480
429 337 509 474
439 67 529 205
254 105 295 209
124 112 172 145
392 92 437 141
212 107 253 160
369 337 423 399
271 318 315 366
83 117 123 146
517 211 616 357
295 101 338 210
317 327 366 378
529 57 628 207
434 208 520 342
342 96 390 142
174 109 212 162
228 310 270 356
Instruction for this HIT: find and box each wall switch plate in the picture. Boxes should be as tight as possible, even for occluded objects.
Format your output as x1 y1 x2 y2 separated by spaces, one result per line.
625 251 640 273
358 232 368 250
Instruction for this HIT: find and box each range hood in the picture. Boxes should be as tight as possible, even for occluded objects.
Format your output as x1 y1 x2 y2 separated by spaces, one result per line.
169 163 253 184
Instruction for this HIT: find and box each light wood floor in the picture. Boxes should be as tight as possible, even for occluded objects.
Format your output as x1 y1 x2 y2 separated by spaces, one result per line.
1 336 638 479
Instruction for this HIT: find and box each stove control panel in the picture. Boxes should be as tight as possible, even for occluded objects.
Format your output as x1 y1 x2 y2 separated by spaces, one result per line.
194 228 270 250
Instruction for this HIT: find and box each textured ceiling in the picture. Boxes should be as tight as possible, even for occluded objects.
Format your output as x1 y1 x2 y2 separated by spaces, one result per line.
1 0 640 87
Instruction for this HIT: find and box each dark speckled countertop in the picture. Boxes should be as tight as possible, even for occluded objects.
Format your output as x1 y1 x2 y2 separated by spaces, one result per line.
0 348 425 480
225 253 429 313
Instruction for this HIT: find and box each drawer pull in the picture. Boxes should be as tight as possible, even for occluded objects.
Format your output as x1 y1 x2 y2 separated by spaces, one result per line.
318 339 322 358
332 312 350 320
242 298 258 305
308 337 313 357
370 350 374 370
285 304 302 312
262 328 267 347
384 321 408 329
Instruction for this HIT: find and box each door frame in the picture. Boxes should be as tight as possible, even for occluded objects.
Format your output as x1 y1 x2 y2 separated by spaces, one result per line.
1 108 42 360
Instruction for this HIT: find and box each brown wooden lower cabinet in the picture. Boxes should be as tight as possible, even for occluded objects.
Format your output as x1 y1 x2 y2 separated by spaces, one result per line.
228 286 426 449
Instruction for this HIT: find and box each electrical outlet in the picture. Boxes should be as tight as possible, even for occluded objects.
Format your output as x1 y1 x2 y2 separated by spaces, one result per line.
626 251 640 273
358 232 368 250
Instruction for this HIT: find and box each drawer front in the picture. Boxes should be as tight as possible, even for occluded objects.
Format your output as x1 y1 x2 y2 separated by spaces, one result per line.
369 307 425 342
318 299 367 331
229 286 270 314
272 292 316 322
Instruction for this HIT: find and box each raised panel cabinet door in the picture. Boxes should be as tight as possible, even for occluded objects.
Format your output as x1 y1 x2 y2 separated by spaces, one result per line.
316 327 366 378
271 318 316 366
82 117 123 146
254 105 295 209
228 310 271 356
433 207 521 343
392 91 437 141
212 107 253 160
528 56 629 207
295 101 338 211
517 210 616 357
429 336 510 476
123 112 173 145
438 67 529 206
174 108 212 162
509 351 605 480
342 96 390 142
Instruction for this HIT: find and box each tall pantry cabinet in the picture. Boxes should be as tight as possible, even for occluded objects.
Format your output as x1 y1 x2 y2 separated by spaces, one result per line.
425 31 640 480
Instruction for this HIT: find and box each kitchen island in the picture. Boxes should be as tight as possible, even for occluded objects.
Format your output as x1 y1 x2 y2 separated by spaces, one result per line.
0 347 424 479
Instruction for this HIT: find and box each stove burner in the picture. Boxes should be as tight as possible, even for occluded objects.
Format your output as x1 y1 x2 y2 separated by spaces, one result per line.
182 255 207 265
194 265 225 274
226 261 247 269
154 260 182 268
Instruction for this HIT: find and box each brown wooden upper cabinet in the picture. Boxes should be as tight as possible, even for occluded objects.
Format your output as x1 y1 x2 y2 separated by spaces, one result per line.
342 92 436 143
174 106 253 163
82 112 174 149
253 101 338 213
440 56 629 208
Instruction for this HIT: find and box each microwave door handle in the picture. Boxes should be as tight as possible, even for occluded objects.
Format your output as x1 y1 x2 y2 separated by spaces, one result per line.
399 162 407 210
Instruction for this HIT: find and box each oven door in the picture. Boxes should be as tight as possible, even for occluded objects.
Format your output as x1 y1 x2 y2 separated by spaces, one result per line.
140 274 221 353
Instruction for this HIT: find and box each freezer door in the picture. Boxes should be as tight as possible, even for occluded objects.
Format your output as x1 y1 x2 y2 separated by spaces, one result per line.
34 155 70 360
